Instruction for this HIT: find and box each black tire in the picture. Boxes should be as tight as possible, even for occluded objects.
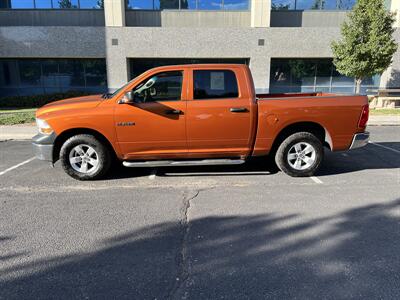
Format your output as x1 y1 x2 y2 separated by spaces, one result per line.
275 132 323 177
60 134 111 180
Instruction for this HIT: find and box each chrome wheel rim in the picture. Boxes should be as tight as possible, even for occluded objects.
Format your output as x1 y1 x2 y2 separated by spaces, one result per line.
287 142 316 170
69 144 100 174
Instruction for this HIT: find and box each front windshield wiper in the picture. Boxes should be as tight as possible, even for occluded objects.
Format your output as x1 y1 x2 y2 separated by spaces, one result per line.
101 92 113 99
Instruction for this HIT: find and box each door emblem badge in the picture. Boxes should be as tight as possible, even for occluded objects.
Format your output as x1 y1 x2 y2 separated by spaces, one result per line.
117 122 135 126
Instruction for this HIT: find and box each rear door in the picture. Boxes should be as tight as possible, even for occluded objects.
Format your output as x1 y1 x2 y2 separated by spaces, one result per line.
115 69 188 160
186 67 254 158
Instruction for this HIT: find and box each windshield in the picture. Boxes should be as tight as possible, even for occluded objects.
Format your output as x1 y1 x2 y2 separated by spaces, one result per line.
103 77 137 99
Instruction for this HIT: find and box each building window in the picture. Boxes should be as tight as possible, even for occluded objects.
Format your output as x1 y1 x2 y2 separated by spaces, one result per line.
270 58 380 94
0 59 107 98
271 0 356 10
129 58 249 80
126 0 249 10
0 0 104 9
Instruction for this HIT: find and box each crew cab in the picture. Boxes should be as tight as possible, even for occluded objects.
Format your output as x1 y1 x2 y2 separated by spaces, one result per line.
32 64 369 180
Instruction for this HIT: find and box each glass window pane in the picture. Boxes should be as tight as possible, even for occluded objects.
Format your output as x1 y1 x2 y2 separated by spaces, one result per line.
10 0 34 8
331 86 354 94
42 60 59 88
194 70 239 99
271 0 294 10
158 0 179 9
133 71 183 102
0 60 20 88
79 0 103 8
315 60 332 87
83 60 107 87
59 60 85 88
52 0 79 8
296 0 322 10
19 60 42 86
0 0 10 9
223 0 248 10
35 0 52 8
289 59 316 87
270 59 292 89
180 0 195 9
315 86 330 92
127 0 153 9
198 0 222 10
332 67 354 86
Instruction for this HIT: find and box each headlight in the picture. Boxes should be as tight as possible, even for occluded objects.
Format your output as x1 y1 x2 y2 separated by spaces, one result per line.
36 118 53 135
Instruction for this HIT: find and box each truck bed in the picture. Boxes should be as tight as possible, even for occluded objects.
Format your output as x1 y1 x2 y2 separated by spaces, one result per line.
256 92 337 100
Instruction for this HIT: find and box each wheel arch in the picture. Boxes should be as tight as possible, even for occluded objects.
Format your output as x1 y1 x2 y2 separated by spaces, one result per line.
53 128 118 163
271 122 332 155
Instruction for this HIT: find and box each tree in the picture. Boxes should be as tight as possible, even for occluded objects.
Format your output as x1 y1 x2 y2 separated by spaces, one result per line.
331 0 397 94
97 0 104 8
271 3 290 10
58 0 76 9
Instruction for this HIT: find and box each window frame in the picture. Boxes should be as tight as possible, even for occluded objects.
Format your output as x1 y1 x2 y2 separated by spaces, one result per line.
125 0 250 11
271 0 356 11
191 68 240 101
0 0 104 10
130 70 185 103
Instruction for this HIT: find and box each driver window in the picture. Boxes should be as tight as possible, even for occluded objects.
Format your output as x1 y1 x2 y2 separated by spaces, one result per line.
132 71 183 103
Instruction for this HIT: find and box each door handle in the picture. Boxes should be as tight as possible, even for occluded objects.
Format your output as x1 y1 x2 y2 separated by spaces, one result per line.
230 107 248 113
165 109 183 115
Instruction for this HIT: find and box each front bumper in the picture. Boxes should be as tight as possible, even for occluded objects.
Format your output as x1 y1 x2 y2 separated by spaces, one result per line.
32 132 56 162
349 132 370 150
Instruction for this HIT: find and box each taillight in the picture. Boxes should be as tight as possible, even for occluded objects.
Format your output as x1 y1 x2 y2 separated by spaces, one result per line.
358 104 369 129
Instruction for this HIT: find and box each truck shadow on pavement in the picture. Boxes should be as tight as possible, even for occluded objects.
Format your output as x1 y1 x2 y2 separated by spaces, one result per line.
106 142 399 179
317 142 400 177
1 198 400 299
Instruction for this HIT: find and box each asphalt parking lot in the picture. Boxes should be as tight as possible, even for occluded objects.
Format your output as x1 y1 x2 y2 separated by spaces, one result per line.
0 126 399 299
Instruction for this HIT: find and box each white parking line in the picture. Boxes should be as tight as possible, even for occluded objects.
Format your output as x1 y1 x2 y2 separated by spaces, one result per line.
369 142 400 154
0 157 36 176
310 176 323 184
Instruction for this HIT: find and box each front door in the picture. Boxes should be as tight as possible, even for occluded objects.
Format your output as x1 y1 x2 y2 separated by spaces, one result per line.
115 70 187 160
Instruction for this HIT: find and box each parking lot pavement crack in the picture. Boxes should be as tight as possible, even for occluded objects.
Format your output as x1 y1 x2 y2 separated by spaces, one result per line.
168 189 200 300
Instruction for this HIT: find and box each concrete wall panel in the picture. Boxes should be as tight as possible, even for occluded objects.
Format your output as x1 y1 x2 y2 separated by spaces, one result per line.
0 27 106 58
104 26 343 90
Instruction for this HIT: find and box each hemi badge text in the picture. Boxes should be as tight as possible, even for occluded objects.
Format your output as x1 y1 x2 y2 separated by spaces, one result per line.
117 122 135 126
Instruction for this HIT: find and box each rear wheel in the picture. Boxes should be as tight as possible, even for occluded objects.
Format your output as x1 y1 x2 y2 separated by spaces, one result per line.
60 134 111 180
275 132 323 177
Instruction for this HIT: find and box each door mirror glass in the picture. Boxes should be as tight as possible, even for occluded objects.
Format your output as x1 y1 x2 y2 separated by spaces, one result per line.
119 91 134 104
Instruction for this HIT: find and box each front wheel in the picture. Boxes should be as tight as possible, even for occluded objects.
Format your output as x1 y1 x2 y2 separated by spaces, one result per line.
60 134 111 180
275 132 324 177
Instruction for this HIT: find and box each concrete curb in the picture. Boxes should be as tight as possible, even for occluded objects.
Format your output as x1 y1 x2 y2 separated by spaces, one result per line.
0 125 37 141
368 115 400 126
1 116 399 141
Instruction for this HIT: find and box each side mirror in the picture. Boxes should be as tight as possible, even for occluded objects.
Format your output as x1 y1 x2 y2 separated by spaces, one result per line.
118 91 134 104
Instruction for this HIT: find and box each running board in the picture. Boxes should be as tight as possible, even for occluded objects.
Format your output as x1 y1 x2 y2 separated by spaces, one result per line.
123 159 245 168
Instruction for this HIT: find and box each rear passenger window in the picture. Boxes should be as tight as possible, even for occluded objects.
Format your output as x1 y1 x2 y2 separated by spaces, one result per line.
194 70 239 100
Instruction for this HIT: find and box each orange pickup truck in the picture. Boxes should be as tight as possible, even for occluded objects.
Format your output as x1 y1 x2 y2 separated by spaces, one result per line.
32 64 369 180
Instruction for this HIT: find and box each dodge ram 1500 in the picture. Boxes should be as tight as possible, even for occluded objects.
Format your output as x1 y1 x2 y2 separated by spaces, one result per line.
32 64 369 180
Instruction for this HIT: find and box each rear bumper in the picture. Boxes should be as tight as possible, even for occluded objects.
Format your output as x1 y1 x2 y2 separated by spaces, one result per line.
349 132 370 150
32 132 56 162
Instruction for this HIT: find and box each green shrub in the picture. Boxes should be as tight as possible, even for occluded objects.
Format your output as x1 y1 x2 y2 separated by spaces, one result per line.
0 110 36 125
0 91 93 108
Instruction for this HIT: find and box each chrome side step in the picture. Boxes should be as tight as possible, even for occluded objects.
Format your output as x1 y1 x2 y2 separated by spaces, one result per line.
123 159 245 168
